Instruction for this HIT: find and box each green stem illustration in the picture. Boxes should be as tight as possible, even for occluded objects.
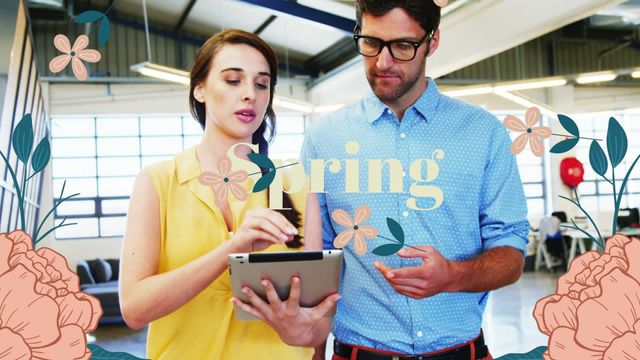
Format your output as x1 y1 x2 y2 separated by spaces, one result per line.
21 160 27 228
561 219 603 250
37 217 77 244
34 180 80 244
611 166 617 237
559 188 604 249
247 162 299 176
551 133 602 141
0 150 26 230
613 154 640 235
377 235 427 253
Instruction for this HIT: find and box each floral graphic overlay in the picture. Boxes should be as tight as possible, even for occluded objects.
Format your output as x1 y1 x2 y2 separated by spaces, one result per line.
73 10 112 48
331 206 427 256
200 152 300 198
0 230 103 360
503 107 552 156
199 155 249 206
0 113 78 241
1 111 150 358
245 152 300 192
48 34 101 81
553 117 639 250
533 235 640 359
433 0 449 7
502 111 635 250
332 205 379 256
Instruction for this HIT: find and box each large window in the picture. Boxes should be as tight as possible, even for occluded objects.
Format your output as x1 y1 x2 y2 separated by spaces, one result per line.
574 111 640 214
494 111 548 217
50 114 306 239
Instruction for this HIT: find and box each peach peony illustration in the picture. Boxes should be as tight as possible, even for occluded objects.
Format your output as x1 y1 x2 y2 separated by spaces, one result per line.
0 230 103 359
533 234 640 359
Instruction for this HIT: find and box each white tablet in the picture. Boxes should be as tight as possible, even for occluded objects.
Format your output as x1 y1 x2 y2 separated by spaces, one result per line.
228 250 343 320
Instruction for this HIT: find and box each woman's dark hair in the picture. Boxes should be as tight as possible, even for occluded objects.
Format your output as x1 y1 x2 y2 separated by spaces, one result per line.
189 29 303 248
355 0 441 37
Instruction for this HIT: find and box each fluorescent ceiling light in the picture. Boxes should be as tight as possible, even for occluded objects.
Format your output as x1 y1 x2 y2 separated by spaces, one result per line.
443 77 567 98
442 86 493 97
131 61 190 85
442 0 474 16
274 97 313 113
493 78 567 92
493 90 556 118
314 103 345 113
576 71 617 84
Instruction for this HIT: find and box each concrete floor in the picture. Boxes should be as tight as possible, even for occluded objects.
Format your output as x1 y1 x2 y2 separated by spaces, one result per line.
92 271 559 359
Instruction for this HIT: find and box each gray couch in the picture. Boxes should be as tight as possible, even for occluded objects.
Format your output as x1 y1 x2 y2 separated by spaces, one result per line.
76 258 122 323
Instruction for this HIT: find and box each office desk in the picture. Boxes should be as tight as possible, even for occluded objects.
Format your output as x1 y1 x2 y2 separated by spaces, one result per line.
563 227 640 263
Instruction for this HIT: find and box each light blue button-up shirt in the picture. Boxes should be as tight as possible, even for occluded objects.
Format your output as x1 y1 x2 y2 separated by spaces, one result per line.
300 79 529 354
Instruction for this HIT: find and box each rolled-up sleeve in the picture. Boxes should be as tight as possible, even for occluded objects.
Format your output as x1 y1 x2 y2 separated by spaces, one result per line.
479 121 530 255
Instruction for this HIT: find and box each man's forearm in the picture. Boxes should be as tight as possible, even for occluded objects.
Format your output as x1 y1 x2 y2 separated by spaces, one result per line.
447 246 524 293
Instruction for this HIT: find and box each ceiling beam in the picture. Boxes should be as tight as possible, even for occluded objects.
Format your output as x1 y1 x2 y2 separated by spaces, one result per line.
254 15 277 35
305 37 356 74
174 0 197 31
237 0 355 34
309 0 628 105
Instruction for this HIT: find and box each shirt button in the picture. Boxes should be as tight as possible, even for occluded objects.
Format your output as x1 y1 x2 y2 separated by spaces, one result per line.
402 171 407 177
417 330 424 337
400 133 406 139
402 211 409 217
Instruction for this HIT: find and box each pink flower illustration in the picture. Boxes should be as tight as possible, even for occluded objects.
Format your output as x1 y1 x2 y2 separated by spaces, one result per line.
199 155 249 206
503 106 552 157
0 230 102 359
48 34 101 81
332 205 379 256
533 234 640 359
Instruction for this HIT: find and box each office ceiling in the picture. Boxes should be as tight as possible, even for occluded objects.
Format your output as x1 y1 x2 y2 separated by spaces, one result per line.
27 0 639 95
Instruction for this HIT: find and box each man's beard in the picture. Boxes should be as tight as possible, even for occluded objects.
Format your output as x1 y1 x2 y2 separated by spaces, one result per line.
366 59 425 103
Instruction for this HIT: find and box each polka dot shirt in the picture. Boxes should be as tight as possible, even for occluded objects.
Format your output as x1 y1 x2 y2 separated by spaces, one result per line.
300 79 530 354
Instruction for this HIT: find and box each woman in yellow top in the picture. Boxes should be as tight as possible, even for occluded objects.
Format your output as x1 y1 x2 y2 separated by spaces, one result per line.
119 29 339 359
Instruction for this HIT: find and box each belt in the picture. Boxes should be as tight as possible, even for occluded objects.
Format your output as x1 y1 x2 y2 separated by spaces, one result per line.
333 332 488 360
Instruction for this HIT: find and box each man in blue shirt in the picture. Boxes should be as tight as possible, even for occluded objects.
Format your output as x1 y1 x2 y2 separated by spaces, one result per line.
233 0 530 358
304 0 528 358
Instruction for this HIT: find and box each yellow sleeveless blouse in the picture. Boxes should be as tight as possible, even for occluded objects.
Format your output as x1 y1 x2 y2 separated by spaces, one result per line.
144 146 313 360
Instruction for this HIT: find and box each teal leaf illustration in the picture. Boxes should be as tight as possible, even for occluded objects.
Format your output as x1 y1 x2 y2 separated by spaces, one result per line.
386 217 404 244
589 140 608 177
88 344 148 359
98 17 111 47
550 137 579 153
12 113 34 163
557 114 579 138
252 169 275 192
74 10 105 24
606 117 627 168
248 153 276 192
372 243 403 256
31 138 50 173
494 346 547 360
248 152 275 171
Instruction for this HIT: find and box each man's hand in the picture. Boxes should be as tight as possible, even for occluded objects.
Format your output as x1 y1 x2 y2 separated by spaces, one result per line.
231 277 339 347
374 245 524 299
373 246 457 299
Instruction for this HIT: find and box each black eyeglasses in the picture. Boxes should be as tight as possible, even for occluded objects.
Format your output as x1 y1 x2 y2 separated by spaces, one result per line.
353 27 434 61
